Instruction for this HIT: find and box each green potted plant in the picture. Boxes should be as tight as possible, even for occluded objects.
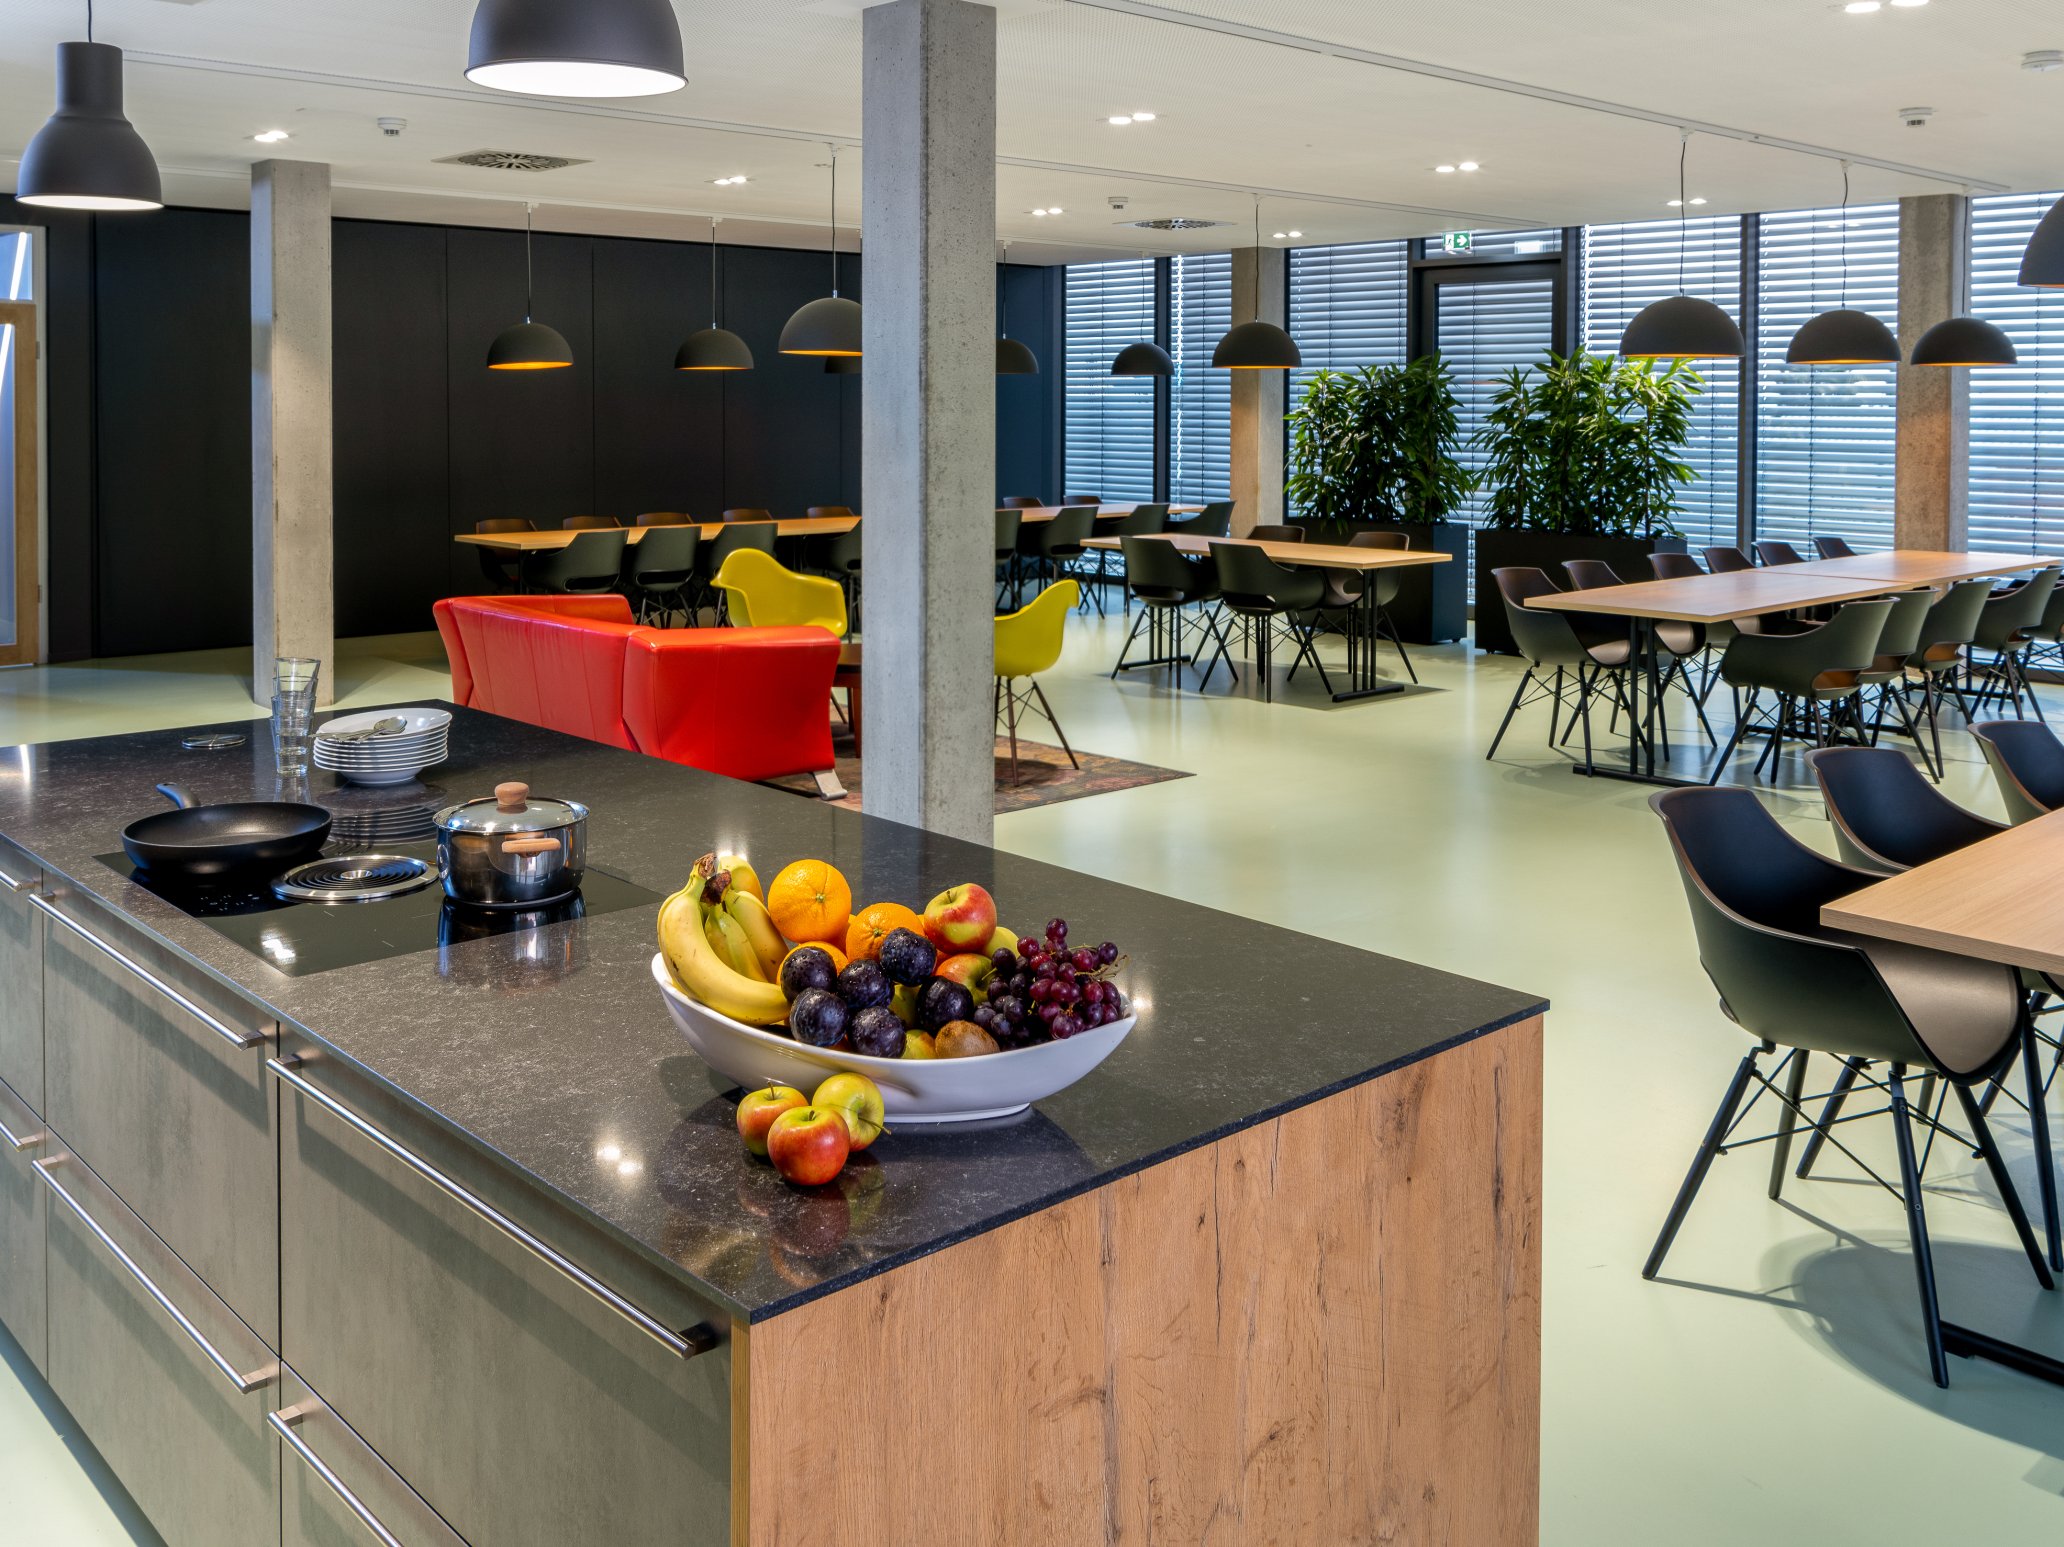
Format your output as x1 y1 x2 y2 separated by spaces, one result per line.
1471 348 1699 655
1285 355 1475 643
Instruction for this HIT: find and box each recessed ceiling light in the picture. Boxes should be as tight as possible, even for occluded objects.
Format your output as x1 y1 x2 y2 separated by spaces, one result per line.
1287 230 1303 238
712 175 749 185
1108 115 1133 126
1272 231 1287 239
1048 207 1062 214
253 130 290 144
1844 1 1881 11
1435 164 1456 174
1690 197 1708 206
1131 111 1156 121
1458 161 1479 172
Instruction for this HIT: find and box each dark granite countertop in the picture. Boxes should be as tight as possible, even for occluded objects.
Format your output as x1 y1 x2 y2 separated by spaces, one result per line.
0 705 1546 1322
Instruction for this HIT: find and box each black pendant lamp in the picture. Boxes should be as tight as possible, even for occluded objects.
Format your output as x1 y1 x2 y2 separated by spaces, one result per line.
466 0 686 98
1910 315 2018 367
996 241 1039 375
2019 196 2064 288
487 204 573 371
17 4 161 212
780 146 862 357
676 217 753 372
1787 162 1899 365
1111 249 1171 376
1213 200 1301 370
1620 133 1745 360
824 355 861 375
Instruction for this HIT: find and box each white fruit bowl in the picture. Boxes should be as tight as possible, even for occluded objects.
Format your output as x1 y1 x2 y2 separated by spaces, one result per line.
652 953 1136 1123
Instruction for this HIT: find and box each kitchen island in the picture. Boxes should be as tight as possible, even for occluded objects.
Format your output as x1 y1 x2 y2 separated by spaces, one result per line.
0 706 1546 1546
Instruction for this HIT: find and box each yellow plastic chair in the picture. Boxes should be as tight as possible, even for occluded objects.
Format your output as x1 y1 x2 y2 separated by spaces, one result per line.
994 580 1080 783
712 547 848 637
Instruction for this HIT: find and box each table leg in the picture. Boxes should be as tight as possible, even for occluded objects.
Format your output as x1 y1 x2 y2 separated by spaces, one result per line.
1571 617 1702 787
1330 586 1408 703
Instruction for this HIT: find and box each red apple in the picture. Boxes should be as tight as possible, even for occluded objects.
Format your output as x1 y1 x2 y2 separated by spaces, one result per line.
933 952 994 1004
924 883 998 954
766 1105 851 1186
736 1085 808 1157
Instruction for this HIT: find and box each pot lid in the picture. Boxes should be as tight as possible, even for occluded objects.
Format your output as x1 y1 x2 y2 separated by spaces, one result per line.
435 781 587 836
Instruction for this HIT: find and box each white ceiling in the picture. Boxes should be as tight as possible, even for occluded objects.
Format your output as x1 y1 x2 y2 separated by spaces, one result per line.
0 0 2058 260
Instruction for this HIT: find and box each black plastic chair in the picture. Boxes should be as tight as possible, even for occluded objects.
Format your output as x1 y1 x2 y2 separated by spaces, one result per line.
1248 524 1304 544
994 509 1024 610
635 511 690 527
619 524 700 626
1061 494 1102 506
1813 535 1860 559
1113 535 1236 688
1013 505 1094 610
1309 532 1417 685
1854 588 1942 777
1207 541 1330 702
1900 579 1991 774
1168 500 1233 539
522 529 629 596
1755 540 1807 566
1708 599 1893 783
1094 503 1169 610
473 518 534 592
1703 545 1756 574
1001 495 1046 510
1969 566 2062 722
1485 566 1634 765
561 515 621 531
1565 558 1713 745
1973 719 2064 825
806 505 856 521
695 521 779 622
1646 785 2052 1387
722 507 773 523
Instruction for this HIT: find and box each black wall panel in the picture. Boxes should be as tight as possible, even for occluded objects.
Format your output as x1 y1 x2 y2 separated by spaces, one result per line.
995 263 1061 503
720 244 860 515
93 208 250 658
333 221 450 634
590 236 724 520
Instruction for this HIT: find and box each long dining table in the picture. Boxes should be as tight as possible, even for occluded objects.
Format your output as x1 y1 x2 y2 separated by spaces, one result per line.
1081 532 1451 703
452 504 1205 554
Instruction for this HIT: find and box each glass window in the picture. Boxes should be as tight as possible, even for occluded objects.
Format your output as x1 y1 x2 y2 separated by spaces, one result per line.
1581 216 1743 552
1968 192 2064 555
1753 203 1901 553
1063 259 1157 502
1168 252 1231 503
1437 274 1559 538
1286 239 1409 417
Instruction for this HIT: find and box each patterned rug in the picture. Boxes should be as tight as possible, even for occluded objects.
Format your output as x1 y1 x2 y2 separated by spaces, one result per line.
769 737 1192 814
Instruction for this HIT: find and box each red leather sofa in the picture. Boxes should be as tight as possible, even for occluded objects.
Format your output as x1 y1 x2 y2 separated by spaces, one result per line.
433 595 841 787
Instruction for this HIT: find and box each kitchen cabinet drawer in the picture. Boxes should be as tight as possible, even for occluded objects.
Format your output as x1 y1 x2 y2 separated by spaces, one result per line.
276 1367 472 1547
0 1074 47 1372
40 1140 280 1547
0 839 43 1111
275 1048 731 1547
38 884 280 1343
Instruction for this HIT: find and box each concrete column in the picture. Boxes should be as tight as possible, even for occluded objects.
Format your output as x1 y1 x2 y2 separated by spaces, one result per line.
1895 193 1970 550
251 159 335 703
860 0 997 844
1228 245 1288 536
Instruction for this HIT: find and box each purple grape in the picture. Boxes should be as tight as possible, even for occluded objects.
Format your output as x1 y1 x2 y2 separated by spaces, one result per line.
1050 980 1079 1006
1070 948 1098 973
1098 942 1119 965
1021 938 1046 963
991 948 1019 975
1029 979 1052 1004
1052 1014 1081 1039
1047 918 1068 943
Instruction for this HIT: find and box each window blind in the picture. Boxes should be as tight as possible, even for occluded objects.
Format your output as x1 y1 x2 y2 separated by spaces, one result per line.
1168 252 1232 503
1438 275 1559 537
1286 239 1409 417
1063 259 1157 501
1752 203 1900 553
1968 192 2064 556
1580 216 1743 552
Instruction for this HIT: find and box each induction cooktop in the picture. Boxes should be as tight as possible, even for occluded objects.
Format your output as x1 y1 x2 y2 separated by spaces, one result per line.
97 841 663 978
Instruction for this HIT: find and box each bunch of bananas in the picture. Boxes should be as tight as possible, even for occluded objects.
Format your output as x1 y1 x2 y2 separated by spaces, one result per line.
659 852 790 1025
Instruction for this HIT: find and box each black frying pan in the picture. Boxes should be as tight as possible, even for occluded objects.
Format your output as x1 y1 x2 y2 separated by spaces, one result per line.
121 783 332 878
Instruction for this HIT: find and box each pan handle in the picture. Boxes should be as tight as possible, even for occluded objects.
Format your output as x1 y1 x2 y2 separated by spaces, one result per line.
156 782 197 810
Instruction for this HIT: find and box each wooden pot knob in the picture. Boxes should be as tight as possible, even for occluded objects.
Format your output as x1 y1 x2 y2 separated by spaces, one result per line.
495 781 529 812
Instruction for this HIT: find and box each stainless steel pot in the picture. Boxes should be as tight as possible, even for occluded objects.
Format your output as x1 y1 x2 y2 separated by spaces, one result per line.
434 781 587 908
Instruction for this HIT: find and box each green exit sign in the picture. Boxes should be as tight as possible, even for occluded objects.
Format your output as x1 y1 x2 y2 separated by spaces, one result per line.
1441 231 1474 254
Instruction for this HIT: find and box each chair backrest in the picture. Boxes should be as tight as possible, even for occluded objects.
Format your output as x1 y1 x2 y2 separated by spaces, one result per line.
1113 503 1168 537
1977 564 2062 646
723 508 773 524
1248 524 1303 543
994 508 1023 555
527 529 629 592
1181 501 1234 538
706 521 779 570
1650 551 1705 581
1812 535 1858 559
1805 745 2003 872
807 506 856 521
712 547 848 636
1703 545 1755 574
476 518 536 534
562 516 621 530
821 526 864 572
994 581 1079 677
1755 540 1805 566
1491 566 1590 667
1349 531 1409 551
1562 558 1624 591
1972 720 2064 824
1912 578 1992 658
1061 495 1102 506
1121 535 1199 601
1211 540 1324 612
1026 504 1095 555
1810 598 1897 678
624 524 700 587
635 511 689 526
1870 587 1937 664
1001 496 1046 510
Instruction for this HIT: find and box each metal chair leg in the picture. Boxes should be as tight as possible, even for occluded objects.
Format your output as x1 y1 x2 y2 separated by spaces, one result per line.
1953 1080 2058 1289
1887 1067 1950 1388
2022 1015 2064 1272
1644 1046 1761 1280
1486 668 1537 761
1795 1057 1863 1179
1028 680 1079 769
1769 1050 1809 1200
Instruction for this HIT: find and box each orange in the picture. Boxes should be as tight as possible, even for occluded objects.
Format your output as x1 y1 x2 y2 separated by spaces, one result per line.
847 901 925 963
766 860 852 946
782 941 848 977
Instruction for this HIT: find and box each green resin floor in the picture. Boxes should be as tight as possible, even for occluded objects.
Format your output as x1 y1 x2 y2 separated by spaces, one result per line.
2 617 2060 1545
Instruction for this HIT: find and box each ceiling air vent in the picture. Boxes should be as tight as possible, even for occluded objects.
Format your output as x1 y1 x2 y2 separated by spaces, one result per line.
1121 217 1228 231
436 150 592 173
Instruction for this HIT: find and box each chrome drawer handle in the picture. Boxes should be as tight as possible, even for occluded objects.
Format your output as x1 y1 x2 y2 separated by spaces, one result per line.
267 1058 718 1362
33 1155 277 1394
30 892 270 1052
0 862 30 894
270 1403 409 1547
0 1110 43 1152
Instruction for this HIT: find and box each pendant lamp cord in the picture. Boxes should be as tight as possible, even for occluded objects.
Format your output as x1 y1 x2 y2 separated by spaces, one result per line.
999 240 1010 339
86 0 93 43
523 202 536 324
709 215 719 326
827 144 840 300
1838 160 1851 312
1677 131 1689 296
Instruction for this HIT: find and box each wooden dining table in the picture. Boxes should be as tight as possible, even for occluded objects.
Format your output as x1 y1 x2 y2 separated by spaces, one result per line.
1081 532 1451 703
1821 810 2064 1387
454 504 1207 553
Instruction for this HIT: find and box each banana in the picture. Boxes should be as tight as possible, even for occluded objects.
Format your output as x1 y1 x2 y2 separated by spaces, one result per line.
707 910 770 982
725 888 789 981
718 852 764 905
658 858 790 1025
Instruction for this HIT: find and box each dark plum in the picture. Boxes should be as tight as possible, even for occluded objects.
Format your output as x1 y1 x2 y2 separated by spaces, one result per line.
836 960 893 1010
788 988 850 1048
848 1005 907 1059
917 977 976 1032
779 945 839 1001
878 927 938 987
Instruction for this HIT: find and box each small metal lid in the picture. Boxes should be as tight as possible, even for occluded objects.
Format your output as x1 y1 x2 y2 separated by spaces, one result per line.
434 781 587 837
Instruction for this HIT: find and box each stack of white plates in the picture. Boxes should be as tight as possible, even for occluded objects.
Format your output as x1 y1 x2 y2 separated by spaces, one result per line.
314 708 452 786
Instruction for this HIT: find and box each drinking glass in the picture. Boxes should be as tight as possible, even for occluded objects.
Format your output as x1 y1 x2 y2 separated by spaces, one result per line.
271 657 319 778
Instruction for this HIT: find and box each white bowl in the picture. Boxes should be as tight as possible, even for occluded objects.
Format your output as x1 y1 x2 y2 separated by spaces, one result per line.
651 952 1136 1123
317 707 454 741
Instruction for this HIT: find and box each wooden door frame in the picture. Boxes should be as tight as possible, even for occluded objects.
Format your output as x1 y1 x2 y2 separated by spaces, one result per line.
0 300 36 667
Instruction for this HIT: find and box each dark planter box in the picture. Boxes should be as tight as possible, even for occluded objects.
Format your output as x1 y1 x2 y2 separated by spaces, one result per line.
1287 518 1469 644
1472 528 1688 656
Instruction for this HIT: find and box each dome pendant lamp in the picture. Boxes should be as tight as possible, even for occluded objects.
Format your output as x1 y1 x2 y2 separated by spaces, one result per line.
466 0 686 98
996 241 1040 375
1213 200 1301 370
2019 195 2064 288
1111 248 1172 376
780 145 863 357
1910 315 2018 367
824 355 861 375
1787 161 1899 365
676 216 754 372
17 2 162 212
1620 132 1745 361
487 203 573 371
